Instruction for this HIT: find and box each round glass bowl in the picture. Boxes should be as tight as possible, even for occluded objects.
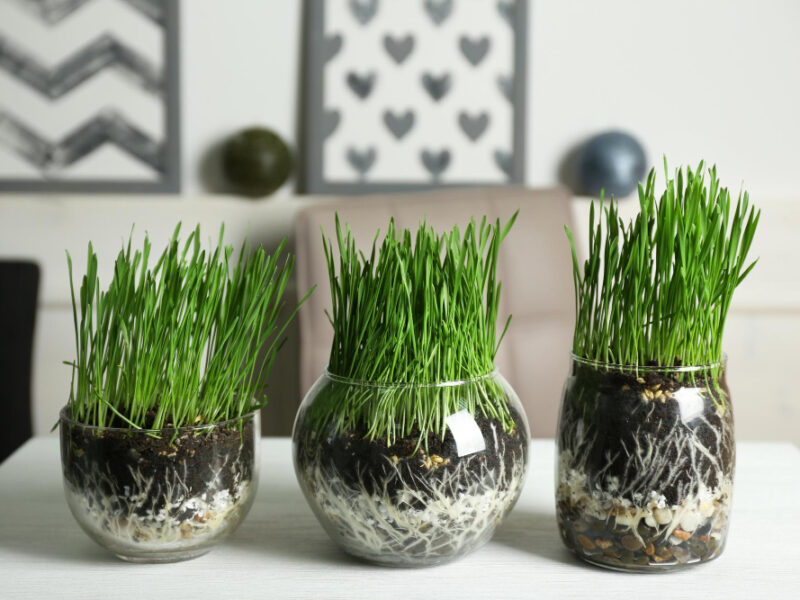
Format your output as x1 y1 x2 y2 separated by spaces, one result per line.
556 355 734 572
59 408 260 563
293 370 530 567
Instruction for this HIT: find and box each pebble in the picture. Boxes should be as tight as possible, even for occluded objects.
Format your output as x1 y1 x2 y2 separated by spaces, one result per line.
689 539 710 559
656 545 673 560
673 528 692 541
588 516 607 531
699 500 715 518
654 507 672 525
638 522 656 538
621 535 643 551
672 545 691 563
573 520 588 532
644 542 655 556
577 534 596 550
595 539 613 550
680 511 701 532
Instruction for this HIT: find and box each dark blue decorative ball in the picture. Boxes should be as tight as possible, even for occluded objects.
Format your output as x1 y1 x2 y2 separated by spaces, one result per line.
575 131 647 198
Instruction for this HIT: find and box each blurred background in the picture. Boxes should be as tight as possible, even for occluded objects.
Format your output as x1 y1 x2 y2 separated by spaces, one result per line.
1 0 798 459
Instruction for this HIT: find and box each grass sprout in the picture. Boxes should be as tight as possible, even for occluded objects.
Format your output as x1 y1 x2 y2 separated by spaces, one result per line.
566 160 760 369
305 213 518 446
66 223 312 430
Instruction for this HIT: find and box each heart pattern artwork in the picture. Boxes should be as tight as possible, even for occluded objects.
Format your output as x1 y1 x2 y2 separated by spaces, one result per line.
494 149 513 176
497 0 515 26
497 75 513 102
347 147 377 176
384 35 414 64
346 72 375 99
349 0 378 25
421 73 451 102
424 0 453 26
421 148 451 179
458 112 489 142
309 0 524 189
459 36 490 66
323 34 343 63
384 110 415 139
322 109 341 139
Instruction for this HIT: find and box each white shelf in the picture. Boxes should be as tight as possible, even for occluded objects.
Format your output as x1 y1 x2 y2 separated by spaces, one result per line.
1 438 798 599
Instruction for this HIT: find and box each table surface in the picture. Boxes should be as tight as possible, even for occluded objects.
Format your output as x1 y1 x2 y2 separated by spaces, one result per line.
1 438 799 599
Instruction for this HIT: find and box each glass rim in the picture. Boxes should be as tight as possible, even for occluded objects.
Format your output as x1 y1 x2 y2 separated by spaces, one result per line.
59 406 260 434
569 352 727 373
323 367 500 389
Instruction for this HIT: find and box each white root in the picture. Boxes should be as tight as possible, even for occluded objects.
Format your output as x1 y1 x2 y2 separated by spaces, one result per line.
64 450 253 552
300 433 526 565
557 394 733 548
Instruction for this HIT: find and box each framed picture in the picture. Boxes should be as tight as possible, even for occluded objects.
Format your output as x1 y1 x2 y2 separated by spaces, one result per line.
302 0 527 193
0 0 180 193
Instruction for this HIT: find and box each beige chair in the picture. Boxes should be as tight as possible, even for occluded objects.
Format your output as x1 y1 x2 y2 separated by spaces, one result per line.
293 186 575 438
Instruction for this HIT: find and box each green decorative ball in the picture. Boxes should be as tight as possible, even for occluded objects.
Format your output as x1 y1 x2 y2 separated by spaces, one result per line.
222 127 292 197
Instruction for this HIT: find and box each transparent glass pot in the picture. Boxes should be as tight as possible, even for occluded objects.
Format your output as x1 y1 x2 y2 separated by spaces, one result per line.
59 408 260 563
556 355 734 572
293 370 530 567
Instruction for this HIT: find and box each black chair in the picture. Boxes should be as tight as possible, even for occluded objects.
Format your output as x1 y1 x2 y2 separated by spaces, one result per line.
0 261 39 463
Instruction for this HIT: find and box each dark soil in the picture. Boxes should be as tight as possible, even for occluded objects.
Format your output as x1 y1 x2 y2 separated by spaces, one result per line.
297 405 528 504
558 363 734 506
61 414 255 519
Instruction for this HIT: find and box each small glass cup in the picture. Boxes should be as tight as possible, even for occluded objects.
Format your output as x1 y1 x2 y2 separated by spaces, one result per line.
556 355 734 572
293 370 530 567
59 408 260 563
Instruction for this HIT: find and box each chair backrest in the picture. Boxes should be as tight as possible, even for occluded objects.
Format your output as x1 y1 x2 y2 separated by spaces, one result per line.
0 261 39 462
294 187 575 437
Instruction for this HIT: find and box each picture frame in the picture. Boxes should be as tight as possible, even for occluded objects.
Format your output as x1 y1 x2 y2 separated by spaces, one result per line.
301 0 527 193
0 0 181 193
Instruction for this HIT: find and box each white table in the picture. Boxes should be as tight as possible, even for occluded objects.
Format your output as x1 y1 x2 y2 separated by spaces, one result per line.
1 439 798 599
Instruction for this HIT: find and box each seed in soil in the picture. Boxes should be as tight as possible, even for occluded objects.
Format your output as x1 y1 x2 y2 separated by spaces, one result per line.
577 535 596 550
621 535 643 551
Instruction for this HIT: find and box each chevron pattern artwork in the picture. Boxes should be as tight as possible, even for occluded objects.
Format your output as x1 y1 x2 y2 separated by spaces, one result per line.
304 0 526 193
0 0 179 192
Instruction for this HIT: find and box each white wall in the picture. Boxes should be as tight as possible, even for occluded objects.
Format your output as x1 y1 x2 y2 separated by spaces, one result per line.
179 0 800 197
2 0 798 193
2 0 799 442
528 0 800 198
181 0 302 195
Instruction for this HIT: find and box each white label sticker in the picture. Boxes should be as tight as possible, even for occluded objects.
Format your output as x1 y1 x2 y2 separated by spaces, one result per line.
675 387 705 423
445 409 486 457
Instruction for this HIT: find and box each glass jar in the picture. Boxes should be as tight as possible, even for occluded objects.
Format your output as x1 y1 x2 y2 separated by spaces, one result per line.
556 355 734 572
293 370 530 567
59 408 260 563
